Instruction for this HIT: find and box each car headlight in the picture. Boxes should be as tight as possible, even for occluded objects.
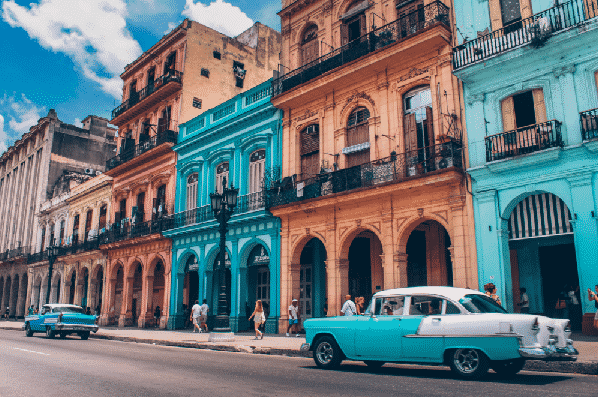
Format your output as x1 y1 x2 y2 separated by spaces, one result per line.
564 321 571 333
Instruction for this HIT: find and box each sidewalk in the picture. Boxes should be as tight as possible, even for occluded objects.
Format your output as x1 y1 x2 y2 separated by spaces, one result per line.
1 320 596 375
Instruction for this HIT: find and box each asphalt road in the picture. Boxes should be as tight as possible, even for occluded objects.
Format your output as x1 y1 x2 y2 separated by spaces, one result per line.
0 329 596 397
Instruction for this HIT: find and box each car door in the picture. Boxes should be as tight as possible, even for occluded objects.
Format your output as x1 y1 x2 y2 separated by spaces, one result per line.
354 296 405 360
31 306 51 331
401 295 445 362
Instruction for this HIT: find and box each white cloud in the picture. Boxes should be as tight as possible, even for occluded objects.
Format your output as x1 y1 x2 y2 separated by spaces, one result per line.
0 114 7 154
254 1 280 30
182 0 254 37
0 93 45 148
73 118 83 128
164 21 177 35
2 0 142 99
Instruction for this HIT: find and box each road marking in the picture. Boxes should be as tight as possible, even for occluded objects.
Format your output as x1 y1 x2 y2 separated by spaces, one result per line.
12 347 50 356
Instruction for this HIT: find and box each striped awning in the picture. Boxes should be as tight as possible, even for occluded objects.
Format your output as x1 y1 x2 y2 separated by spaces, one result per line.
508 193 573 240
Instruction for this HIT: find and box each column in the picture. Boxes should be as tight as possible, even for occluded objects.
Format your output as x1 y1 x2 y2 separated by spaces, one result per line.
120 275 134 327
464 94 487 168
100 273 116 326
139 272 154 328
168 272 185 330
449 197 470 289
395 252 408 288
553 66 581 146
16 279 27 318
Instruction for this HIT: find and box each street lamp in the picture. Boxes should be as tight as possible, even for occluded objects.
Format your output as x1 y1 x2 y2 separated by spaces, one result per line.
45 245 58 304
209 182 238 336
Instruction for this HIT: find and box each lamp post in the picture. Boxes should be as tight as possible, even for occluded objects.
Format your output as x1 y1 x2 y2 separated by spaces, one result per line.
45 245 58 304
209 182 238 335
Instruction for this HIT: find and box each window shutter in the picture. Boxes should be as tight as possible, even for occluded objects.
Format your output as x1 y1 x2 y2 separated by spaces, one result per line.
341 23 349 46
425 106 434 148
501 96 516 131
520 0 532 19
301 126 319 155
359 13 367 37
404 113 418 152
489 0 503 30
532 89 547 123
595 70 598 93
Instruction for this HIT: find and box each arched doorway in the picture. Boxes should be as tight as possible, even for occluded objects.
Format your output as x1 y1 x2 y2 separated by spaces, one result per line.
347 230 383 306
212 251 231 316
31 276 42 310
506 193 580 329
113 265 124 325
19 274 28 317
3 276 11 313
81 268 89 309
151 261 165 327
91 266 103 314
405 220 453 287
298 238 327 319
10 275 19 317
246 245 270 325
68 271 76 304
183 255 199 317
52 274 61 303
132 263 143 325
0 277 4 311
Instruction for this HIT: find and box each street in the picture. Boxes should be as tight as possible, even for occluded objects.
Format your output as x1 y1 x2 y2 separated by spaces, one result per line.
0 330 596 397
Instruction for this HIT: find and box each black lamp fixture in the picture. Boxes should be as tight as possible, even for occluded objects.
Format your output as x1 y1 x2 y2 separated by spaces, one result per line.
45 245 58 304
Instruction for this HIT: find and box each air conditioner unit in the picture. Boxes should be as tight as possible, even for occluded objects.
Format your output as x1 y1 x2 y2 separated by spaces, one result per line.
436 156 454 170
84 168 94 175
95 171 102 175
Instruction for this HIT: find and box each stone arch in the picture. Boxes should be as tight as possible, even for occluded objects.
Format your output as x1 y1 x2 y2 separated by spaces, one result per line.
339 95 377 125
397 214 451 252
0 276 4 310
238 238 272 269
51 271 62 304
290 233 328 266
334 0 367 20
338 226 384 261
9 274 19 316
177 249 200 274
204 245 233 272
297 21 319 47
147 252 167 275
110 260 126 280
126 257 145 279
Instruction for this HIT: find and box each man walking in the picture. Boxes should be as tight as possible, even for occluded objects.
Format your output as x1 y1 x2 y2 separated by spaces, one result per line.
340 295 356 316
191 300 202 333
199 299 209 333
286 298 300 337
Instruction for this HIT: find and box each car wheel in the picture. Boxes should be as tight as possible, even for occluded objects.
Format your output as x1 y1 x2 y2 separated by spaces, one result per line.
80 331 90 340
46 327 56 339
313 336 343 369
364 360 385 369
449 348 489 379
59 332 67 339
491 358 525 377
25 323 33 337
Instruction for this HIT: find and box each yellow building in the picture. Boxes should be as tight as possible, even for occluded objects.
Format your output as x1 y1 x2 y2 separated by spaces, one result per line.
269 0 478 328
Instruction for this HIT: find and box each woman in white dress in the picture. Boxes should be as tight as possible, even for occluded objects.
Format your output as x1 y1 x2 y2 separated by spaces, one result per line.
248 300 266 339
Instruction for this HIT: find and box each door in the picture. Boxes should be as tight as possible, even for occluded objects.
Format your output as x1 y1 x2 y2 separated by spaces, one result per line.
401 295 445 362
299 265 312 320
354 296 404 359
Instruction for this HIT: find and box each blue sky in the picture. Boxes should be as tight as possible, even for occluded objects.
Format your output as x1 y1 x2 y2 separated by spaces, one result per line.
0 0 281 153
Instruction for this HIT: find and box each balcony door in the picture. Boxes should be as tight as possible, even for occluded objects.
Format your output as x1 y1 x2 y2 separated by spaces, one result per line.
301 25 319 65
158 106 171 134
404 86 434 173
249 149 265 210
300 124 320 180
346 107 371 168
500 0 522 33
341 1 367 45
186 173 198 211
216 162 229 194
397 0 424 38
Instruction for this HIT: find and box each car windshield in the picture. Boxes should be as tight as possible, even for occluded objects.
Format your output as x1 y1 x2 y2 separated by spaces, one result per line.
459 294 507 314
53 306 86 314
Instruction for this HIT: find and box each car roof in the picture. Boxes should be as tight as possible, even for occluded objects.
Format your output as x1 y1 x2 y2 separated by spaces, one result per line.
42 304 83 309
373 286 485 302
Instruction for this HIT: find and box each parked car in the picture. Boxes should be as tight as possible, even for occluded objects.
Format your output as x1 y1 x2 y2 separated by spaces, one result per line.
24 304 99 340
301 286 578 379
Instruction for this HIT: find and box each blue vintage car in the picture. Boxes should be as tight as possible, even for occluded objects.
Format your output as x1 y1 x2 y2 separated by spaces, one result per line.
301 287 578 379
24 304 99 340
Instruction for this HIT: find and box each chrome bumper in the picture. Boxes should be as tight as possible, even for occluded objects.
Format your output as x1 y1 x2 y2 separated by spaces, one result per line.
519 340 578 361
300 343 311 351
55 323 99 333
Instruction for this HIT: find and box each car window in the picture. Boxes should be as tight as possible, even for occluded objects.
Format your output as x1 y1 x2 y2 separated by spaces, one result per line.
409 296 443 316
41 307 51 315
459 294 507 314
53 306 86 314
374 296 405 316
445 300 461 314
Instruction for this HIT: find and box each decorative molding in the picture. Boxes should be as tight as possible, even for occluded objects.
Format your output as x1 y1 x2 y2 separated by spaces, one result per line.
417 208 424 217
356 219 362 227
552 65 576 79
396 216 410 232
398 67 429 83
341 92 376 114
295 109 319 122
432 210 448 224
466 93 485 106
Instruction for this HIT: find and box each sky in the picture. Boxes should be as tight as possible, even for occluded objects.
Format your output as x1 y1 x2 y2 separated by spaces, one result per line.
0 0 281 154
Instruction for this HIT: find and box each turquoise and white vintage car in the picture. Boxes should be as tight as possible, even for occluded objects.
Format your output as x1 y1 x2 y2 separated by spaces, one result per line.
301 287 578 379
24 304 99 340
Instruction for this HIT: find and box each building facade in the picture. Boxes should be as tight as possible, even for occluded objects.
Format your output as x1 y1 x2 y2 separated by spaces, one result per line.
270 0 478 330
101 19 281 329
453 0 598 333
0 111 115 319
164 80 283 333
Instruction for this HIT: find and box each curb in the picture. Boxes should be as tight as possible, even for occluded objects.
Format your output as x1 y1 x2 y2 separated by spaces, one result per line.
2 325 594 373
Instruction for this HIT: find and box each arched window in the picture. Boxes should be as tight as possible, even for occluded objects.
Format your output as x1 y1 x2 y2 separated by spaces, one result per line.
72 214 80 245
341 1 367 45
216 162 229 193
99 205 107 231
186 173 199 211
301 25 319 65
345 107 371 167
49 223 55 247
84 209 93 241
59 220 65 245
300 125 320 179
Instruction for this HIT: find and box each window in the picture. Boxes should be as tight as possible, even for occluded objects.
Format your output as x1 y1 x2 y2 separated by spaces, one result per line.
192 97 202 109
459 294 507 313
157 106 172 134
84 210 93 240
213 51 221 59
164 51 176 74
59 220 65 245
215 162 229 193
201 68 210 78
301 24 319 65
397 0 424 37
249 150 265 210
153 185 167 219
341 1 367 45
409 295 444 315
40 227 46 252
99 205 107 231
129 80 138 101
404 86 434 173
233 61 245 88
117 199 127 223
346 107 371 167
502 89 546 131
147 67 156 87
300 124 320 179
445 301 461 314
135 192 145 223
49 223 55 247
140 120 151 143
374 296 406 315
72 215 79 245
186 173 198 211
500 0 522 33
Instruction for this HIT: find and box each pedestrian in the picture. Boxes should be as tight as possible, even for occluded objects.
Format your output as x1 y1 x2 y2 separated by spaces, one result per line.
260 301 269 333
340 295 356 316
483 283 502 306
556 284 570 319
154 306 161 327
248 300 265 339
588 284 598 330
94 306 100 316
200 299 209 333
4 306 9 319
517 287 530 314
86 307 92 316
28 305 34 316
355 297 365 315
191 300 202 333
286 298 300 337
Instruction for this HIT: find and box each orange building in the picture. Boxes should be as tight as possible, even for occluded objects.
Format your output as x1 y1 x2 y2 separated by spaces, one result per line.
100 20 281 328
268 0 477 328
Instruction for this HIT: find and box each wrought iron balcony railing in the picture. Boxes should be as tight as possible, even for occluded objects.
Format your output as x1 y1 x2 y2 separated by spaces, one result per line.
111 70 183 120
106 129 177 171
485 120 563 162
580 107 598 141
273 1 449 96
453 0 597 69
266 141 462 208
165 192 265 230
0 246 31 261
100 218 171 245
27 251 48 264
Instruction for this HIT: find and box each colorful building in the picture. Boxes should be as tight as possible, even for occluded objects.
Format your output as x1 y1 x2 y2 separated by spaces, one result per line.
270 0 478 330
452 0 598 333
163 80 282 333
101 19 281 328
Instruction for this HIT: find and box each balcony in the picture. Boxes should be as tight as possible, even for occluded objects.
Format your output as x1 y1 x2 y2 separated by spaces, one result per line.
453 0 597 69
165 192 265 230
273 1 449 97
105 129 177 171
0 246 31 262
100 218 171 245
111 69 183 125
266 141 462 208
485 120 563 162
55 238 101 257
27 251 48 264
580 108 598 141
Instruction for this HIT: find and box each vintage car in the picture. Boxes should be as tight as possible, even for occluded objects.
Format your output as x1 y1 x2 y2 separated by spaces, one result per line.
301 286 578 379
24 304 99 340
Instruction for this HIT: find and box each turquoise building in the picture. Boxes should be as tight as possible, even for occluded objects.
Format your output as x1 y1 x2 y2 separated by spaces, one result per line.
452 0 598 332
164 80 282 332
